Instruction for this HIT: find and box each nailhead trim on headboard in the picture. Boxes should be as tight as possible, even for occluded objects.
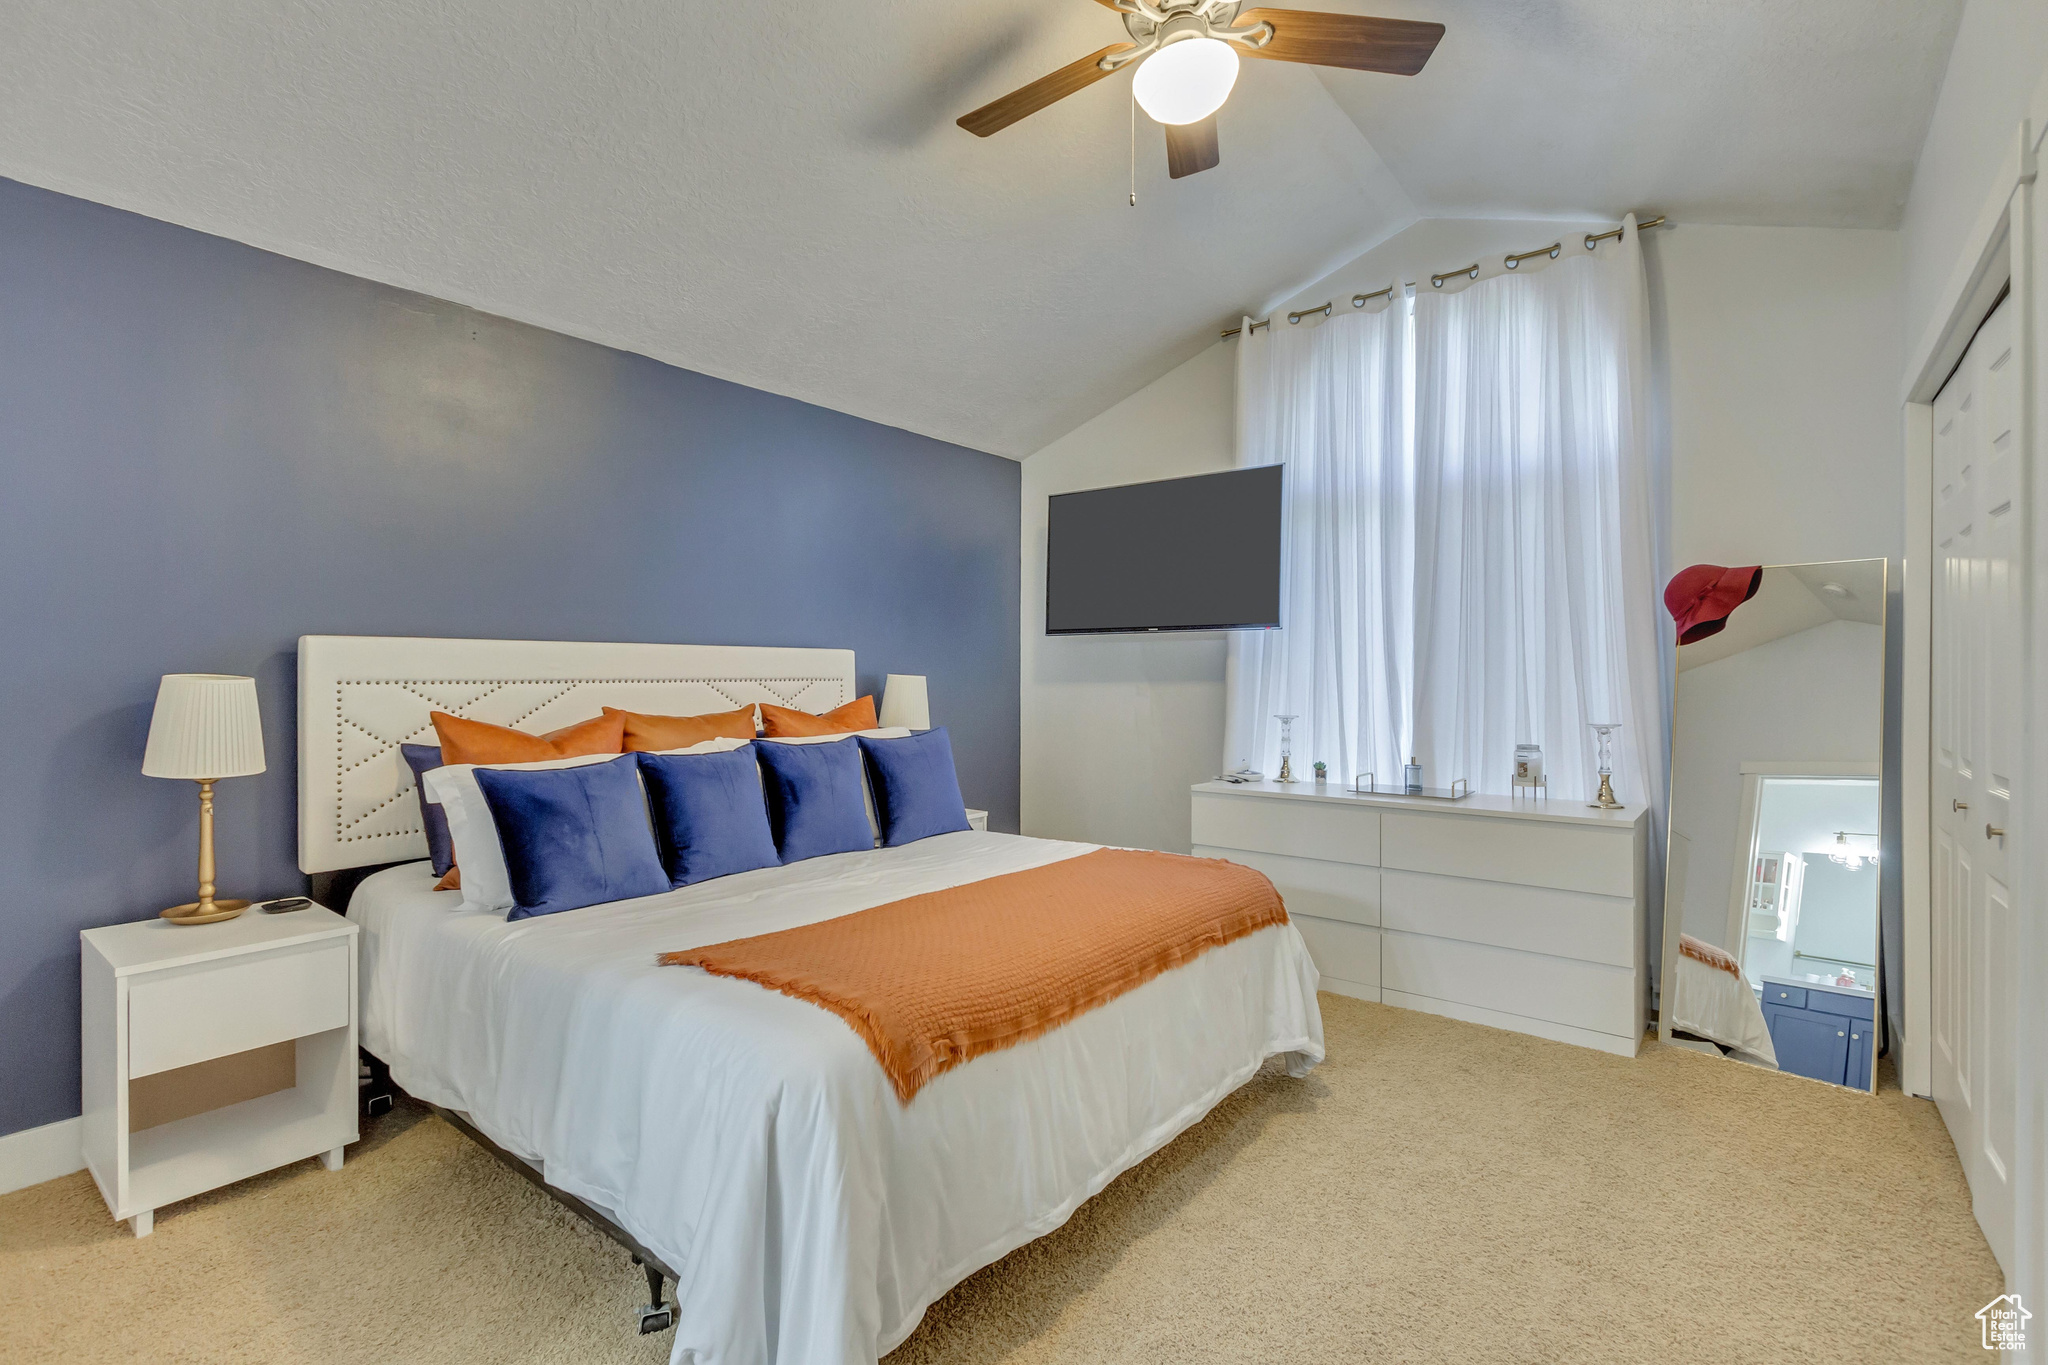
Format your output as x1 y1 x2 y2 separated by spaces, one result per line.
328 675 849 845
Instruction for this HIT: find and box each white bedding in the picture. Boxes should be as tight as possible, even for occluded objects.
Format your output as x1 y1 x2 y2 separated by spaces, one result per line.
1668 953 1779 1067
350 830 1324 1365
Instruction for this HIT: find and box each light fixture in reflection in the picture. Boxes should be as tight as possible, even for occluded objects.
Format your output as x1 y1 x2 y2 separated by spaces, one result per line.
1827 830 1879 870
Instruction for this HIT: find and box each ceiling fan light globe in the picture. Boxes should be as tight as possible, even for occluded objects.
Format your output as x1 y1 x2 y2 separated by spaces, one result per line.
1132 37 1239 125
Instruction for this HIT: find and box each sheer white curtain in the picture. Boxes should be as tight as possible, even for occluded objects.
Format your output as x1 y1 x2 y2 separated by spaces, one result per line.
1408 217 1663 811
1224 294 1410 784
1225 218 1663 824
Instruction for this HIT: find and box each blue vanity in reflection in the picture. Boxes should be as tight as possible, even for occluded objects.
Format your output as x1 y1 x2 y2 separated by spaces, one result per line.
1760 975 1876 1090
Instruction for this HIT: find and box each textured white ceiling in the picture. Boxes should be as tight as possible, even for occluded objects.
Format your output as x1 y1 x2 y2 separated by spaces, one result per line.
1313 0 1964 227
0 1 1962 457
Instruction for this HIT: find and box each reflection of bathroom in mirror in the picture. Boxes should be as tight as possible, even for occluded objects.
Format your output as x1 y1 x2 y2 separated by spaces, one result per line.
1658 559 1886 1093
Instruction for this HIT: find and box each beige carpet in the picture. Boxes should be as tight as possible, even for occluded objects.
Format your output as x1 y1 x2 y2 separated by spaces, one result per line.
1 995 2000 1364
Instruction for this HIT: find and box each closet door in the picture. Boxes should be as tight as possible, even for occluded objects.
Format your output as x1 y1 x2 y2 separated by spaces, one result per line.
1930 293 2018 1272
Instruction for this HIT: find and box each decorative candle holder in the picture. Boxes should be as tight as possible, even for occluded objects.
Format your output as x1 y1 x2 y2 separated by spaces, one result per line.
1588 723 1624 809
1275 715 1298 783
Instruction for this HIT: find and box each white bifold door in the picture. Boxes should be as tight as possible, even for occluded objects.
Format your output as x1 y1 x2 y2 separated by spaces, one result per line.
1931 292 2019 1273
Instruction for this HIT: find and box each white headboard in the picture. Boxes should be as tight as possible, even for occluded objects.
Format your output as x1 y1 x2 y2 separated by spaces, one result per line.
297 635 856 873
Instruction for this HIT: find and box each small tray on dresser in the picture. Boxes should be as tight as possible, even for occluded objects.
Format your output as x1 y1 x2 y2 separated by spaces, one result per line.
1348 775 1472 801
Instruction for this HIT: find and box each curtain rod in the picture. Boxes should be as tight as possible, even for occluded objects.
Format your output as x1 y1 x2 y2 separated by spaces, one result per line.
1222 215 1667 338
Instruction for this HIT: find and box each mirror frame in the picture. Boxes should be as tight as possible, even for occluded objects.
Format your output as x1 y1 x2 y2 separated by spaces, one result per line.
1656 557 1889 1095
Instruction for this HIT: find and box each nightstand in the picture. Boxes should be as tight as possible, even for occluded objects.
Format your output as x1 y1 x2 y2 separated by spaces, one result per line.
966 808 989 832
80 904 359 1237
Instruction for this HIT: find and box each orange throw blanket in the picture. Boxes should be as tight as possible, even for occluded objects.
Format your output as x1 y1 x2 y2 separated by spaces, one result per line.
659 848 1289 1102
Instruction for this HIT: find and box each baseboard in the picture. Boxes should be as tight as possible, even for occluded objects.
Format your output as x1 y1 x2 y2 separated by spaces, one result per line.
1316 976 1381 1004
0 1116 85 1196
1380 988 1642 1058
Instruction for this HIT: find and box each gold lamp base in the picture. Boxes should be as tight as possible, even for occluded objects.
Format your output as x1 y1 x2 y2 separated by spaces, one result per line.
162 898 250 926
160 778 251 926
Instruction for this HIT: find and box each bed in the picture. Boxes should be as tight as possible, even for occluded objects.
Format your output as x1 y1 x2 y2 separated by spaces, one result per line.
1666 935 1778 1067
300 636 1325 1365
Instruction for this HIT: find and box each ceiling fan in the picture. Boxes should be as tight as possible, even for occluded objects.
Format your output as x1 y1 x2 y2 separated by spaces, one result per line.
958 1 1444 179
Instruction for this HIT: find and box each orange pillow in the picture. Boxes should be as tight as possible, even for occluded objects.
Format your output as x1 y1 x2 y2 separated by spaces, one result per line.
429 710 626 766
757 696 879 737
604 705 757 752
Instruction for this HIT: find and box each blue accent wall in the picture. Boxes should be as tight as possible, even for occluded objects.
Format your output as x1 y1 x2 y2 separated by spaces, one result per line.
0 178 1021 1138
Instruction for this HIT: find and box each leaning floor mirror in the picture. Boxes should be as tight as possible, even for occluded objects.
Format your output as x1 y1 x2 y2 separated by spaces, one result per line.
1657 559 1886 1093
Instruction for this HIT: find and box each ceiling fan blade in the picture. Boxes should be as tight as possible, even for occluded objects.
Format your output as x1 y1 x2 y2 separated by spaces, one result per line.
1165 115 1220 179
1232 10 1445 75
958 44 1136 137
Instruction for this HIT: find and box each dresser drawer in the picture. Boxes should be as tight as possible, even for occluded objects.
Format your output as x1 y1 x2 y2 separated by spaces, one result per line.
1380 930 1637 1038
1290 914 1380 989
1192 793 1379 867
1762 983 1806 1010
128 941 350 1079
1195 847 1380 927
1381 811 1634 898
1381 869 1633 966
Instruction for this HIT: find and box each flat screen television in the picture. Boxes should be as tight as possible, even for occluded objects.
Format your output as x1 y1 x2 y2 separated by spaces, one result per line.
1045 465 1283 634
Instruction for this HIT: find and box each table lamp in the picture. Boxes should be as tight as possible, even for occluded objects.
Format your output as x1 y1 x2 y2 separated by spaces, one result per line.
142 674 266 925
878 674 931 730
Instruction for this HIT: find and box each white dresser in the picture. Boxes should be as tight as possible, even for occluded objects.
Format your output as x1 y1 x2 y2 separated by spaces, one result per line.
1192 781 1648 1057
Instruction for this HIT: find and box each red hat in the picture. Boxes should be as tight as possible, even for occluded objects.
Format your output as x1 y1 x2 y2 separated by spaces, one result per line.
1664 564 1762 645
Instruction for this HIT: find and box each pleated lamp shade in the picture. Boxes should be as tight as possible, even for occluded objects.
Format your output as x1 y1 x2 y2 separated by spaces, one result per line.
142 674 267 780
878 674 931 731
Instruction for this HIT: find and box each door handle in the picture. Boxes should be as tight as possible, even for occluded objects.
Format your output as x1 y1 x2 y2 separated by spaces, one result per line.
1988 824 2006 840
1953 799 1969 811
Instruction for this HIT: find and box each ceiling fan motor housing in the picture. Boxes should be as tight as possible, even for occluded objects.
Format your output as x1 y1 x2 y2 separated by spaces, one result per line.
1104 0 1269 71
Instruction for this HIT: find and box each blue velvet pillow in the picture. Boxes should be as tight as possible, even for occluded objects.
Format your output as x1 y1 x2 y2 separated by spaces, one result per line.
401 743 455 877
857 728 971 846
637 745 781 887
754 737 874 863
472 754 670 920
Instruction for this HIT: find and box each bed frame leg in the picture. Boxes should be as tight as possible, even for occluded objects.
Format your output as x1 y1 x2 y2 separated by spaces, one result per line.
634 1256 674 1335
359 1049 395 1119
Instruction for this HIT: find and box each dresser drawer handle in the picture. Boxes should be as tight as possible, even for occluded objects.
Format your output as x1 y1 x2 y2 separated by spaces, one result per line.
1837 1031 1845 1038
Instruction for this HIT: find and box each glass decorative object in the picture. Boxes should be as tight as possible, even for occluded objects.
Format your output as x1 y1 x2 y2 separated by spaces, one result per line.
1588 723 1624 809
1402 756 1423 794
1275 715 1298 783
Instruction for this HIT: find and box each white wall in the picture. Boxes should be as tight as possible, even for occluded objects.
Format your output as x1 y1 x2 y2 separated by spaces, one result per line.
1020 342 1237 853
1899 0 2048 347
1646 225 1904 567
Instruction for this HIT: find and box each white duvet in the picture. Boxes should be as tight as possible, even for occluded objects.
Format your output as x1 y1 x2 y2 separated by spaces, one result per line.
1667 952 1779 1067
349 830 1324 1365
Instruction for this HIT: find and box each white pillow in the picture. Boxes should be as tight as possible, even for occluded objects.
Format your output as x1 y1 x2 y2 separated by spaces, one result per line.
754 727 912 747
424 752 625 915
754 728 911 844
650 735 753 757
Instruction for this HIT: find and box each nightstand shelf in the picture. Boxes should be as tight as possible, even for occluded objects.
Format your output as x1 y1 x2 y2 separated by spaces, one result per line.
81 905 359 1236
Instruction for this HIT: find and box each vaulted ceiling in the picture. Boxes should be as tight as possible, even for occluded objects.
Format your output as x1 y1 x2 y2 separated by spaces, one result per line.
0 1 1963 457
